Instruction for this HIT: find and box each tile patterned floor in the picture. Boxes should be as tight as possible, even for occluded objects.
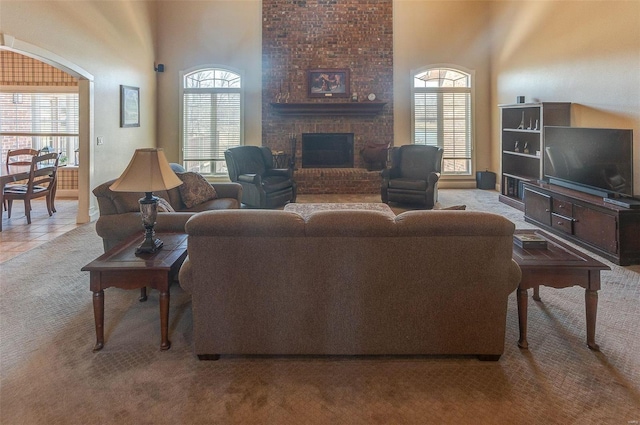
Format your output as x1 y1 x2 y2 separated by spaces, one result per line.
0 198 80 263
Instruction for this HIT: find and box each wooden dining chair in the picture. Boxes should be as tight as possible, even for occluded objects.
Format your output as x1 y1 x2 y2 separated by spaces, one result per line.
4 152 59 224
6 148 40 166
3 148 40 211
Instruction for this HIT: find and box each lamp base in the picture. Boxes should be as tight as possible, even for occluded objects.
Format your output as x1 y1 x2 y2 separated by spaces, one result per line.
135 192 163 255
135 236 163 255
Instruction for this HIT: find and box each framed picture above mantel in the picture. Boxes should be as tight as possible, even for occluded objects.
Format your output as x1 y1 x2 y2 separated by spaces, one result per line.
307 69 350 98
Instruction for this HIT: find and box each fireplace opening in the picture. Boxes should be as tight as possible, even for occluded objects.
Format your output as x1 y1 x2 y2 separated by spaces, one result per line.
301 133 354 168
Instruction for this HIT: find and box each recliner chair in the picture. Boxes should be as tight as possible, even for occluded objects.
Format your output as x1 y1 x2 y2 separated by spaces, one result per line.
224 146 297 208
381 145 443 209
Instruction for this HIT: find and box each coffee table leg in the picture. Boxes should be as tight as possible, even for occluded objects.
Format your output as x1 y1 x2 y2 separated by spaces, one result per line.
585 289 600 351
532 285 541 301
139 287 147 302
92 290 105 352
517 287 529 349
159 290 171 350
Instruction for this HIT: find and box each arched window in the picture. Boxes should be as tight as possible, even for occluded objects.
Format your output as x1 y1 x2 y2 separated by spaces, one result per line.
412 66 473 175
181 67 243 176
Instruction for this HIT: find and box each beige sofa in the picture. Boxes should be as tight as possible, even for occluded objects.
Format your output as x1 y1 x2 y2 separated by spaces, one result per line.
179 208 521 361
93 178 242 252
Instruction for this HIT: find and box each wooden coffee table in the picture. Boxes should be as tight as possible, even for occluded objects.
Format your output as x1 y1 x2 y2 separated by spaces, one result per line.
512 229 610 351
82 232 188 351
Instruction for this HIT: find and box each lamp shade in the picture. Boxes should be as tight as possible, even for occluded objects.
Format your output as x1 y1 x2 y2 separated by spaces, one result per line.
110 148 183 193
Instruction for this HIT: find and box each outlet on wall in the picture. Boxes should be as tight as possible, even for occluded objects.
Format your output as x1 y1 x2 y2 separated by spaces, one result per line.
97 136 104 145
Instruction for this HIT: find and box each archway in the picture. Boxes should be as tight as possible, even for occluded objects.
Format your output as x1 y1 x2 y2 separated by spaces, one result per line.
1 33 96 225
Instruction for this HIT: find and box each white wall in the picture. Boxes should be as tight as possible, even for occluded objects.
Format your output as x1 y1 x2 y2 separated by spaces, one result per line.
394 1 493 187
3 1 638 194
491 1 640 196
155 1 263 163
0 0 158 205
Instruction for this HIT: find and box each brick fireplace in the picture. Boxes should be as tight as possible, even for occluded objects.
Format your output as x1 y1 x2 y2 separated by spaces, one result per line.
262 0 393 194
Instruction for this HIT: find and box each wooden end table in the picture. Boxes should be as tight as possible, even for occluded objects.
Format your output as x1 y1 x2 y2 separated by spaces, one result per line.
512 230 609 351
81 233 188 351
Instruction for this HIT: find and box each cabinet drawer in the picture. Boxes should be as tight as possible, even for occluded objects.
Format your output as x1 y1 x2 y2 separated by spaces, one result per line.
551 213 574 234
552 199 573 215
524 189 551 227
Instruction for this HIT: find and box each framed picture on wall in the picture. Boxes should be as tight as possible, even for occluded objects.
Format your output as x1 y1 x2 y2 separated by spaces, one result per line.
307 69 350 98
120 85 140 127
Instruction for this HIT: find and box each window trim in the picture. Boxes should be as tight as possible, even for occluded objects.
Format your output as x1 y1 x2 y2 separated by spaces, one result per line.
178 64 245 176
410 64 476 178
0 87 80 166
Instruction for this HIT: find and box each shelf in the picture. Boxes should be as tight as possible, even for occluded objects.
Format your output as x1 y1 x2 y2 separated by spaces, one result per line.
270 101 387 116
502 151 540 159
502 173 536 181
498 194 525 211
499 102 571 210
503 128 540 134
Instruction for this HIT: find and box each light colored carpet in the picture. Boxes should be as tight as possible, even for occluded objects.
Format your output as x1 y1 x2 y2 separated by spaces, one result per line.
1 189 639 424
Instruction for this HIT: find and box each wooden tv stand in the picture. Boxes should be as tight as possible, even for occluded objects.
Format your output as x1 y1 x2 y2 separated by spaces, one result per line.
522 181 640 265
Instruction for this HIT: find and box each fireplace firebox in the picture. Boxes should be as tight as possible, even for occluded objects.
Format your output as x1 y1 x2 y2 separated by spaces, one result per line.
301 133 354 168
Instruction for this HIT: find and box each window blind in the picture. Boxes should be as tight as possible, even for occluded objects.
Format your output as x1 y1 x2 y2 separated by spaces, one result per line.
182 91 241 163
1 92 79 164
414 91 471 174
0 92 79 135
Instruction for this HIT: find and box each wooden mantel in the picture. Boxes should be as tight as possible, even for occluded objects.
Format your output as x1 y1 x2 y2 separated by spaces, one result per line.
270 101 387 116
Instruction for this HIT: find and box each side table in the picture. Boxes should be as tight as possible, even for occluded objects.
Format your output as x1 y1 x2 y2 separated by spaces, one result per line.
512 229 609 350
81 233 188 351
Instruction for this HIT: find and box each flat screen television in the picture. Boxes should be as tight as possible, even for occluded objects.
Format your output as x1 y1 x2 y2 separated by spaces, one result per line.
543 126 634 198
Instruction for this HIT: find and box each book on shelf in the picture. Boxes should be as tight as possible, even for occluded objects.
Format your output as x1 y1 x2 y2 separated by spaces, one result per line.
506 178 515 196
513 233 547 249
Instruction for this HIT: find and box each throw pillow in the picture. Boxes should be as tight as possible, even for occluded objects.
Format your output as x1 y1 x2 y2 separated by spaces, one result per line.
157 197 175 212
176 172 218 208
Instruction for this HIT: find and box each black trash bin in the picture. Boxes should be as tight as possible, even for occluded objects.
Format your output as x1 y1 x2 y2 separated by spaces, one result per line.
476 170 496 190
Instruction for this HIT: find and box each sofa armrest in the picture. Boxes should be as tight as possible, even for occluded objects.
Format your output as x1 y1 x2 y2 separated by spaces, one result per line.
178 256 192 293
427 171 441 186
265 168 292 178
238 174 262 185
508 259 522 293
211 182 243 203
95 212 195 252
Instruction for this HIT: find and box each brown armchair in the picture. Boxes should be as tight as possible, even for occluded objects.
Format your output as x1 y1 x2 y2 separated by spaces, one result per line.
381 145 443 209
224 146 297 208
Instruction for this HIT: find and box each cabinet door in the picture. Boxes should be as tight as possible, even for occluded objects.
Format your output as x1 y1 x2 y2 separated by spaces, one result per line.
524 188 551 227
574 205 618 253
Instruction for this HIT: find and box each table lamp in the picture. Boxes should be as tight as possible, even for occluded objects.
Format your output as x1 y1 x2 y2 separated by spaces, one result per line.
109 148 183 254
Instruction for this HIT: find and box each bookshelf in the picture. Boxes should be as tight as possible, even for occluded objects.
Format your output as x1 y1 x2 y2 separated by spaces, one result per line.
498 102 571 210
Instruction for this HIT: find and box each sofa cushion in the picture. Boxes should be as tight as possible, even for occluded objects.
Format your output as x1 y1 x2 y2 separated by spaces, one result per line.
157 197 175 212
177 172 218 208
181 197 240 212
109 191 143 214
388 178 427 191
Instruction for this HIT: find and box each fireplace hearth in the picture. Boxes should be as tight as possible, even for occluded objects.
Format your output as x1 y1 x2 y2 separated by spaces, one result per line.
301 133 354 168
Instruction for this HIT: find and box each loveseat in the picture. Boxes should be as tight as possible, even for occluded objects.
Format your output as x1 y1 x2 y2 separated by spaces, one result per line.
93 177 242 252
179 208 522 360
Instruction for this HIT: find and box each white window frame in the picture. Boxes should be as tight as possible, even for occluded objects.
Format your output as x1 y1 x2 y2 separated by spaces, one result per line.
0 85 79 166
411 64 475 177
179 65 244 177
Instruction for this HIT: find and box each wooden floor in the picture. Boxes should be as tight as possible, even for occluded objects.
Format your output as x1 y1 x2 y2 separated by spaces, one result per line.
0 198 80 264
